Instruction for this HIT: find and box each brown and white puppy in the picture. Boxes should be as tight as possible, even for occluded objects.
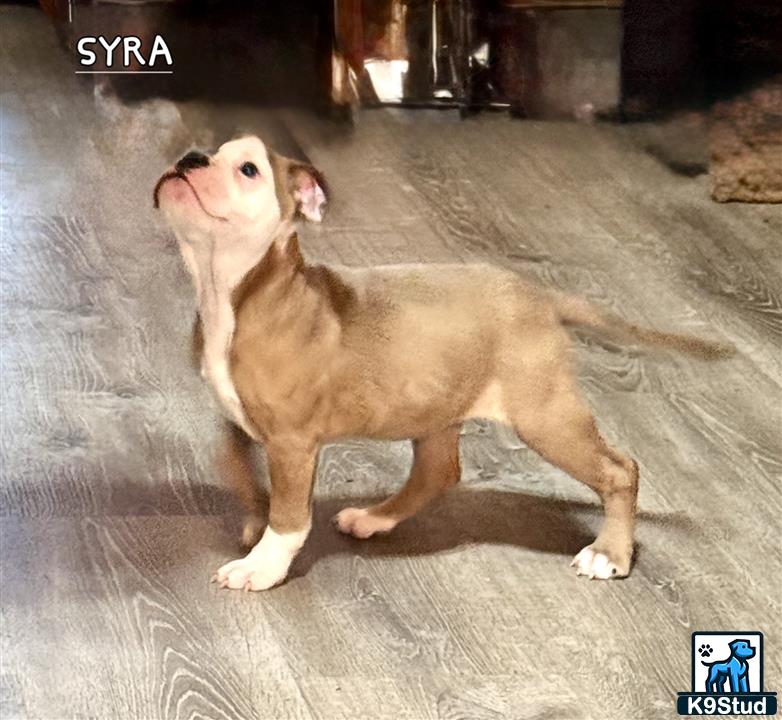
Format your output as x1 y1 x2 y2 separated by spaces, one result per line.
154 135 733 591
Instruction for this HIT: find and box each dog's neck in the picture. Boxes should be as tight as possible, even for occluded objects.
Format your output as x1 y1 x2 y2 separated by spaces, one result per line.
177 219 295 303
175 219 296 432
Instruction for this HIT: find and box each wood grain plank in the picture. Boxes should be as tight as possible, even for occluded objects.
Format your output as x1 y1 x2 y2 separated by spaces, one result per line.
1 7 780 718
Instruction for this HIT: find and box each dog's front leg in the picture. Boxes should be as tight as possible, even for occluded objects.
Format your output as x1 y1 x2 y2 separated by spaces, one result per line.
214 438 317 591
217 422 265 547
728 667 742 694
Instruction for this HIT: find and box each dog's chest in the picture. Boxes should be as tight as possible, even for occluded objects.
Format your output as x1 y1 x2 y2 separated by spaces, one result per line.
199 294 248 430
183 241 258 435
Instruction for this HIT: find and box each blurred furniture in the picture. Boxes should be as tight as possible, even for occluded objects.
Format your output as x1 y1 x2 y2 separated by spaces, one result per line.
332 0 623 117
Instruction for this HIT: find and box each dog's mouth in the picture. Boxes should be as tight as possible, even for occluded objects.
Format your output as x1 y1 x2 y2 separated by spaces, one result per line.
153 170 228 222
152 170 179 209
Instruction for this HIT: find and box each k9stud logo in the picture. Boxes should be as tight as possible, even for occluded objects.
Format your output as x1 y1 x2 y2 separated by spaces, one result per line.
677 632 777 715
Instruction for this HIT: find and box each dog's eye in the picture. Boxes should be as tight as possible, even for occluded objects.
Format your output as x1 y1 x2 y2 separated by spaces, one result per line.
240 162 259 178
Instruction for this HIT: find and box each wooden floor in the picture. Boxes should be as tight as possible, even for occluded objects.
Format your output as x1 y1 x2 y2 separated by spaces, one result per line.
2 7 781 720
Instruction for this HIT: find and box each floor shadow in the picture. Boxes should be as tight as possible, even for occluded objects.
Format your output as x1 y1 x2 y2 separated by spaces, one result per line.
291 489 598 578
3 475 692 576
295 487 690 578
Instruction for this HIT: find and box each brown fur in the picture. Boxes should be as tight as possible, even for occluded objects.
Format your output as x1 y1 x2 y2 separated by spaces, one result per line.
553 293 736 360
162 137 734 585
210 235 731 575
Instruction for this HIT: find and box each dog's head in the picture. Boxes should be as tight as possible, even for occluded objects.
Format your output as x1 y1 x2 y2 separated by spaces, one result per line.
729 640 755 660
153 135 327 242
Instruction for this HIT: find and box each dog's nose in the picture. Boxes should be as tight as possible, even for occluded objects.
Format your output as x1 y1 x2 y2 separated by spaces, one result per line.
175 150 209 174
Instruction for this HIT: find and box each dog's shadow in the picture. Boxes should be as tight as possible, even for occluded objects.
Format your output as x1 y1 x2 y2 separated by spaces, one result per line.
21 475 689 574
296 488 597 576
211 484 692 578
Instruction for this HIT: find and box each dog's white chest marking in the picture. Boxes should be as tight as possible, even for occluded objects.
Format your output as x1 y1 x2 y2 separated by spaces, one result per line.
199 282 246 427
178 225 288 435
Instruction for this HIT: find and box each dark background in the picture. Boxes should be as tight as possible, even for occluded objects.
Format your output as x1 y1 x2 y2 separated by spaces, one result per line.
35 0 782 117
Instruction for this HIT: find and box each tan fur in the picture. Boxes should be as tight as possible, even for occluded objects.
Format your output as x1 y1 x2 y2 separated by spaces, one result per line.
553 293 736 360
156 136 734 589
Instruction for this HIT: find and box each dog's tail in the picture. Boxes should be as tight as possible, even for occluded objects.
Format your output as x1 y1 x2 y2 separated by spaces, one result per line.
553 293 736 361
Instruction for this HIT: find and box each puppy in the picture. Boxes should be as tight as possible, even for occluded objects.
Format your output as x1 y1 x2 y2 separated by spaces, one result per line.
154 135 733 591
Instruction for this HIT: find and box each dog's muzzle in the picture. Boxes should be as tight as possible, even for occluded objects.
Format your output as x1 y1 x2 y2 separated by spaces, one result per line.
175 150 209 174
152 170 181 209
153 151 211 209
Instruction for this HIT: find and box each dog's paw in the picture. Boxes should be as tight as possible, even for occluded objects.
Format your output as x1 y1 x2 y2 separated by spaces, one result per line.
212 554 287 592
214 526 307 592
699 644 713 658
571 545 630 580
333 507 397 539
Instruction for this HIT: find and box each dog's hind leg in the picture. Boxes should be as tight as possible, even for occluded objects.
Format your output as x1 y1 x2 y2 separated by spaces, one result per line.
706 666 722 693
511 370 639 579
217 422 265 547
334 426 461 539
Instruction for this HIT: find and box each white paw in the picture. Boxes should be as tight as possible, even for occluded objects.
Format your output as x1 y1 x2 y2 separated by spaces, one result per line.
212 525 309 592
213 554 288 591
334 507 397 539
571 546 626 580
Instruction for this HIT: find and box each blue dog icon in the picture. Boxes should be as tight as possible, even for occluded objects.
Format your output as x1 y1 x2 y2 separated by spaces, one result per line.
702 639 755 693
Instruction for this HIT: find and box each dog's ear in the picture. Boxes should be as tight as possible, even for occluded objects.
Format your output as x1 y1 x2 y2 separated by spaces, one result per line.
289 163 327 222
268 151 328 223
